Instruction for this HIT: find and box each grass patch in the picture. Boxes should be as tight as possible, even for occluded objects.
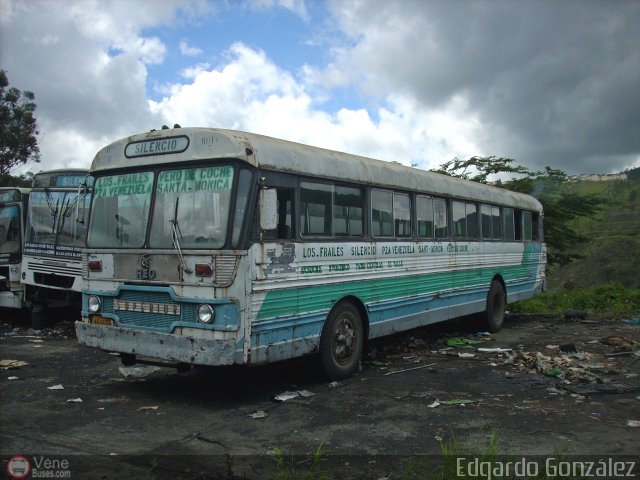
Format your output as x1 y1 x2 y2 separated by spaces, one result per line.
510 283 640 317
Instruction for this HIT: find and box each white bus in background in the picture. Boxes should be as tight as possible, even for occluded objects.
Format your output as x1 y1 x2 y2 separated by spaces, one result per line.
77 127 546 380
22 169 92 329
0 187 31 312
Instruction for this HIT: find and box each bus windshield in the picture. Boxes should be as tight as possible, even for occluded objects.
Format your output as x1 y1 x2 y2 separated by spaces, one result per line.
26 190 91 248
88 165 235 249
0 205 21 254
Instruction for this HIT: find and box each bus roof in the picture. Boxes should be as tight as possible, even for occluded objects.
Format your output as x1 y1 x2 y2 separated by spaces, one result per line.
91 127 543 212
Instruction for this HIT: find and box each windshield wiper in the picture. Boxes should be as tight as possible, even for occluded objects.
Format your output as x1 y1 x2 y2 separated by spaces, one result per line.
170 197 192 274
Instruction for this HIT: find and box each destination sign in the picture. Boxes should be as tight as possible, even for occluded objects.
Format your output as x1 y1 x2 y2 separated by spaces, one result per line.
157 166 234 193
125 136 189 158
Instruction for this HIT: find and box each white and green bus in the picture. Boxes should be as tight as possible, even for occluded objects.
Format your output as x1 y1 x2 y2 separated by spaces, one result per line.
76 127 546 379
22 170 92 328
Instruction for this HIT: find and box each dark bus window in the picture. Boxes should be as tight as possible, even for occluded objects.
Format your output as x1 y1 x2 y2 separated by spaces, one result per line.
453 200 477 239
504 208 515 241
334 186 363 237
523 211 533 241
371 189 393 237
491 206 502 239
481 204 492 240
394 192 411 237
434 198 448 239
514 210 523 241
301 182 332 236
417 195 434 238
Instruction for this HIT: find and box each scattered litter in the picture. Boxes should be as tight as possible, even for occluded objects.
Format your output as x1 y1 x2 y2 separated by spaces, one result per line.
458 353 476 358
66 398 83 403
249 410 268 419
428 400 440 408
383 363 436 376
274 390 315 402
47 384 64 390
328 381 341 388
564 382 640 395
97 397 128 403
626 420 640 428
478 347 513 353
32 345 43 348
138 406 159 411
600 335 635 351
118 365 161 379
369 360 388 368
545 368 563 378
28 339 44 343
7 376 18 380
439 399 478 406
446 337 482 348
622 318 640 325
0 360 28 370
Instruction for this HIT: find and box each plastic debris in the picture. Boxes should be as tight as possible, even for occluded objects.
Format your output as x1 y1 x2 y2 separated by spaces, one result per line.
66 398 83 403
458 353 476 358
626 420 640 428
249 410 268 419
0 360 28 370
118 365 161 379
477 347 513 353
47 384 64 390
274 390 315 402
138 406 159 411
622 318 640 325
428 400 440 408
7 376 18 380
545 368 563 378
328 381 341 388
369 360 388 367
439 399 478 405
446 337 482 348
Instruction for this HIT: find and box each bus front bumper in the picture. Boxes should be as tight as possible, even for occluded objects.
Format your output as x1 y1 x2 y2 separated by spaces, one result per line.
75 321 236 366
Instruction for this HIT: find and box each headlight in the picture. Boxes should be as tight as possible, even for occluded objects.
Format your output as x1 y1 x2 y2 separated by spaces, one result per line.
197 304 215 323
88 295 102 313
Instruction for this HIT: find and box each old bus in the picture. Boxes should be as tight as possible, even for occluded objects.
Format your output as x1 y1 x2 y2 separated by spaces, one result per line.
22 169 92 328
0 187 30 311
76 127 546 380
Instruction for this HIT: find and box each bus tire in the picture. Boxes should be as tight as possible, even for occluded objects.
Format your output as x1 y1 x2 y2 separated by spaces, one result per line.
481 280 506 333
320 302 363 381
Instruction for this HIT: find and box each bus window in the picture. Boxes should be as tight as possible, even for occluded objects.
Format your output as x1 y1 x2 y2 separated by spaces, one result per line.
232 169 253 246
503 208 515 241
434 198 448 239
394 192 411 237
523 211 533 241
491 205 502 239
371 189 393 237
277 188 294 240
300 182 332 236
514 210 523 241
532 212 542 241
453 200 477 239
334 186 363 237
481 204 503 240
417 195 434 238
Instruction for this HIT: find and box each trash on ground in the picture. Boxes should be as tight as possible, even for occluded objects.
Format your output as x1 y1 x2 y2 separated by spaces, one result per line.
626 420 640 428
328 381 341 388
47 384 64 390
249 410 268 419
0 360 28 370
428 400 440 408
369 360 388 367
118 365 162 379
274 390 315 402
383 363 436 376
478 347 513 353
600 335 635 351
446 337 482 348
138 406 159 411
439 399 478 406
28 339 44 343
458 353 476 358
622 318 640 325
7 376 18 380
66 398 83 403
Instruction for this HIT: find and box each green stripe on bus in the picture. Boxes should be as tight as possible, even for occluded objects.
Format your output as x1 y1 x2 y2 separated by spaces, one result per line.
256 244 538 320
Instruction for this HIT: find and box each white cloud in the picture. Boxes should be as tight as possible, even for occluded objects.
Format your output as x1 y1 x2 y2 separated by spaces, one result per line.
246 0 309 22
179 40 203 57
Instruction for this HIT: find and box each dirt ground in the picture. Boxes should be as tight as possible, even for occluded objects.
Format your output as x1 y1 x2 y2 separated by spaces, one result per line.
0 309 639 479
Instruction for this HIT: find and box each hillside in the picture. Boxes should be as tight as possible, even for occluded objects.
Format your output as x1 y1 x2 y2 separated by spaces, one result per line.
547 176 640 289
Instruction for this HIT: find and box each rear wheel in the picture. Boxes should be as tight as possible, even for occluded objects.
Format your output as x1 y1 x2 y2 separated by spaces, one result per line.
480 280 506 333
319 302 363 381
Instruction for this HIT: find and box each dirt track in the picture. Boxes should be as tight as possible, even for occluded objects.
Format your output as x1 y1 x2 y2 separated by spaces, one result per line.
1 310 639 479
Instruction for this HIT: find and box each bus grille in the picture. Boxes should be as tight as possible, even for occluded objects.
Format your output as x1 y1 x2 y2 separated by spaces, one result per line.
105 290 198 331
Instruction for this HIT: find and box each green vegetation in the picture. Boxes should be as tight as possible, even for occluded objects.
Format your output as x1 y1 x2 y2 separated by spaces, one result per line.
510 283 640 317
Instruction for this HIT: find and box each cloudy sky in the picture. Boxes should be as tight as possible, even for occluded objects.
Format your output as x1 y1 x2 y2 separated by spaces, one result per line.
1 0 639 176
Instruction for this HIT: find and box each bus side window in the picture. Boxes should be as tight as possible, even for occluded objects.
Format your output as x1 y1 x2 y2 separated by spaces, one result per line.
277 189 294 240
522 211 533 241
503 208 515 241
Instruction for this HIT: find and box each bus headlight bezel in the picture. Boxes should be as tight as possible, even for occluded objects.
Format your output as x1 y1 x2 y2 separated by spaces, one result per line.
88 295 102 314
197 304 215 324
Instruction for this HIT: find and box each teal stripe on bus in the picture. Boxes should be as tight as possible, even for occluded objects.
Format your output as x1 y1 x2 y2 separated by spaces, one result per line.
256 244 540 321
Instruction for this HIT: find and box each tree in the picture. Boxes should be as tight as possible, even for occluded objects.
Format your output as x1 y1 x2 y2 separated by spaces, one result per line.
0 69 40 176
432 156 601 266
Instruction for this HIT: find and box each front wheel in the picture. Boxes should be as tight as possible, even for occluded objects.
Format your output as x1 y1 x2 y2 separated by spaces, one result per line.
319 302 364 381
480 280 506 333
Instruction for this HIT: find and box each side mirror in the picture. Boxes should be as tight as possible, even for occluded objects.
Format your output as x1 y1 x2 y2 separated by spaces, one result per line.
259 188 278 231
